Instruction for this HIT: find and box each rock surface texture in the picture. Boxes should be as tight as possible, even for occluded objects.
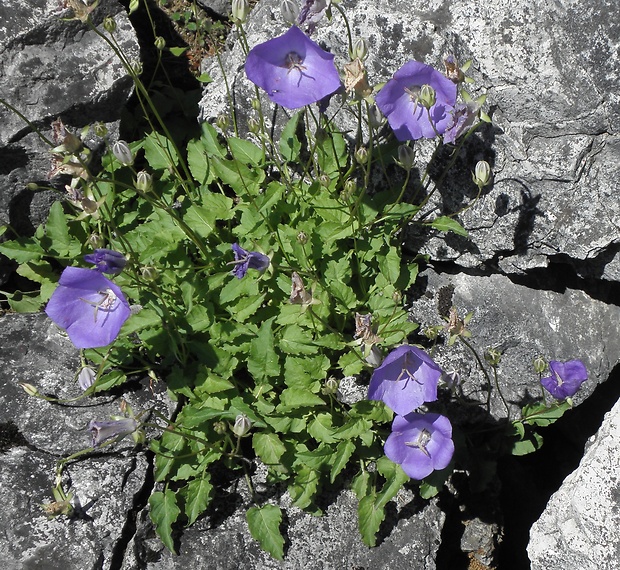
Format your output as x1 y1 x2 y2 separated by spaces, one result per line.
528 397 620 570
0 0 619 569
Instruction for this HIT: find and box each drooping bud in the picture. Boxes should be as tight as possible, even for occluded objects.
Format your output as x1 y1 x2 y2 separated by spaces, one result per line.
533 355 548 375
319 173 331 188
343 178 357 197
367 104 383 129
112 140 134 166
213 421 227 435
280 0 299 25
322 376 340 395
484 347 502 366
154 36 166 51
19 383 41 397
232 0 250 23
103 16 117 34
141 266 159 281
472 160 491 188
418 84 436 109
248 117 260 134
135 170 153 192
297 231 308 244
216 113 230 131
77 367 96 391
397 145 415 171
355 146 368 165
231 414 252 437
351 37 369 61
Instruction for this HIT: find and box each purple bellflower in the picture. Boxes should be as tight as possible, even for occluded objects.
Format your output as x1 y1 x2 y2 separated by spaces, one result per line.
297 0 329 35
245 26 342 109
442 101 480 144
368 345 442 416
45 267 131 349
88 418 138 447
385 412 454 480
83 248 127 275
230 243 270 279
375 61 457 141
541 359 588 400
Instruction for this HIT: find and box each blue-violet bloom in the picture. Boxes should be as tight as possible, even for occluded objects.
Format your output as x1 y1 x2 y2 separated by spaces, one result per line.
442 101 480 144
83 248 127 275
541 359 588 400
297 0 329 34
245 26 342 109
78 366 96 391
368 345 442 416
45 267 131 349
385 412 454 480
88 418 139 447
230 243 270 279
375 61 457 141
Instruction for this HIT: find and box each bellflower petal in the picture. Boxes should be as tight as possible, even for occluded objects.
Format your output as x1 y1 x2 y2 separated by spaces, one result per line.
83 248 127 275
88 418 138 447
368 345 442 416
245 26 342 109
230 243 270 279
45 267 131 349
385 412 454 480
442 101 480 144
540 359 588 400
375 61 457 141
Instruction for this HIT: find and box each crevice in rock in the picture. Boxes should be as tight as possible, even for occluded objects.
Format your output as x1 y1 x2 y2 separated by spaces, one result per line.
497 362 620 569
108 449 156 570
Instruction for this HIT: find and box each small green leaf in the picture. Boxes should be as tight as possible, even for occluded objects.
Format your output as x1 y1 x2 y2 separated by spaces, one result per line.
247 317 281 382
358 494 385 547
430 216 468 237
169 46 188 57
330 440 355 483
280 112 301 162
253 432 287 465
143 132 178 172
246 505 285 560
228 137 264 166
183 475 213 525
149 489 181 553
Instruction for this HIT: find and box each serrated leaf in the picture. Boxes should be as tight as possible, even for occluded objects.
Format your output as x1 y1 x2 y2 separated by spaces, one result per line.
330 440 355 483
45 201 79 257
253 432 287 465
246 505 285 560
280 112 301 162
228 137 264 166
289 466 320 509
0 238 45 263
308 413 337 444
278 387 325 410
248 317 280 382
183 476 213 525
149 489 181 553
430 216 468 237
358 494 385 547
143 132 178 172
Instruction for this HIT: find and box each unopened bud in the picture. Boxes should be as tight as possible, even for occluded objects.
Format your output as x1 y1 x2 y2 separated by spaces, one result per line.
92 122 108 138
135 170 153 192
251 98 261 111
355 146 368 165
81 197 99 214
472 160 491 188
533 355 547 375
248 117 260 134
397 145 415 171
78 367 96 391
130 61 143 76
112 140 134 166
419 84 436 109
342 178 357 198
19 383 40 397
319 174 331 188
351 37 369 61
103 16 117 34
297 231 308 244
216 113 230 131
231 414 252 437
141 266 159 281
365 345 383 367
154 36 166 51
322 377 340 395
213 421 227 435
232 0 250 23
484 347 502 366
368 104 383 129
280 0 299 25
88 233 104 249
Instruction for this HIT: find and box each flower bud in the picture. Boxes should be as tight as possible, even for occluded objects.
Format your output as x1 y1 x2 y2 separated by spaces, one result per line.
397 145 415 171
280 0 299 25
112 140 134 166
322 376 340 395
472 160 491 188
343 178 357 197
319 174 331 188
355 146 368 165
533 355 547 375
297 231 308 244
232 0 250 23
103 16 117 34
213 421 227 435
81 197 99 214
231 414 252 437
130 61 143 76
216 113 230 131
248 117 260 134
367 104 383 129
92 122 108 137
135 170 153 192
88 233 105 249
154 36 166 50
251 98 261 111
351 37 369 61
484 347 502 366
78 367 96 391
365 345 383 367
141 266 159 281
19 383 40 397
419 84 436 109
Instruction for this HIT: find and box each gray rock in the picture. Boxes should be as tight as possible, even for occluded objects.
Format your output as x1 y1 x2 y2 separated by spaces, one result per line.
528 397 620 570
0 0 138 268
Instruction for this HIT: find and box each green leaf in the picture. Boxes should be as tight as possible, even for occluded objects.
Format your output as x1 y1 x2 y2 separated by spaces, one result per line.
45 201 79 257
289 465 320 509
358 494 385 547
246 505 285 560
253 432 287 465
169 46 188 56
330 440 355 483
308 413 337 444
149 489 181 553
521 400 572 427
183 476 213 526
430 216 468 237
375 457 409 509
278 387 325 410
0 238 45 263
247 317 281 382
228 137 264 166
143 132 179 172
280 112 301 162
